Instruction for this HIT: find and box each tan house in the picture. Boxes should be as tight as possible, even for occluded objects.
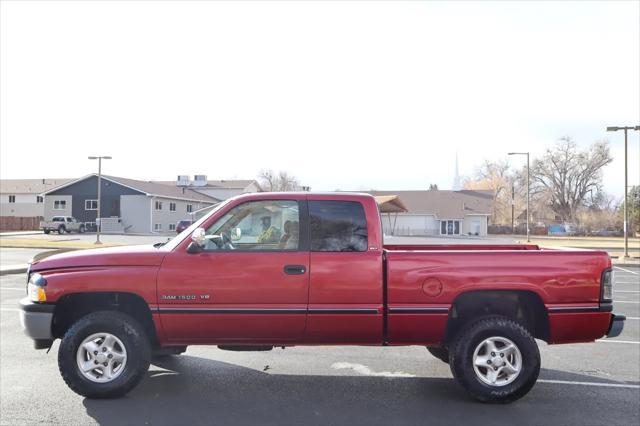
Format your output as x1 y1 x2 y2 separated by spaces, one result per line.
1 179 72 218
367 189 492 236
1 179 73 230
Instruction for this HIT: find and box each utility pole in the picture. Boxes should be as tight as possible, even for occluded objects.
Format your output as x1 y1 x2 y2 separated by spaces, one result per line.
511 184 515 234
508 152 530 242
606 125 640 259
88 156 112 244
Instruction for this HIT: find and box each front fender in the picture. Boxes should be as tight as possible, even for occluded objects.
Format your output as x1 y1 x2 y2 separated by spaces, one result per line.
38 266 159 305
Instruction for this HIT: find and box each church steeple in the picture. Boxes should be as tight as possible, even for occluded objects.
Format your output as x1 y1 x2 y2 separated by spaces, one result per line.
453 152 462 191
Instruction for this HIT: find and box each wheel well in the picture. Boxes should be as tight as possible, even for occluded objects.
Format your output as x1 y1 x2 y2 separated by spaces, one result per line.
52 292 159 347
444 290 549 345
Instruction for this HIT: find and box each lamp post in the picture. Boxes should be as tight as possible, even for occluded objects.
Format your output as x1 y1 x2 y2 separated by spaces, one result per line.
511 184 515 234
606 125 640 259
88 156 112 244
509 152 530 243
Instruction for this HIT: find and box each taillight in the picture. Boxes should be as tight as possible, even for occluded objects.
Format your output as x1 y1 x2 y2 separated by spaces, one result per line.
601 269 613 302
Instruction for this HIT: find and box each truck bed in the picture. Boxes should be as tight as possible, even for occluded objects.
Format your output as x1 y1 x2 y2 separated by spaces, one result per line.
383 245 612 345
383 244 541 251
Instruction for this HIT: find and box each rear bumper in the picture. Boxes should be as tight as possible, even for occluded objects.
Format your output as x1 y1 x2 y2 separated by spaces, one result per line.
19 297 55 341
606 314 626 338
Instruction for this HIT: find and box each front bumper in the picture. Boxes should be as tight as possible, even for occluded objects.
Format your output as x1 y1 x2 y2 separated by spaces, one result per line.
606 314 626 338
19 297 55 344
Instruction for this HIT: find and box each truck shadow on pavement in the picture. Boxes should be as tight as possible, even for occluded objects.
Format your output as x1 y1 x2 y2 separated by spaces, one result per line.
82 355 639 426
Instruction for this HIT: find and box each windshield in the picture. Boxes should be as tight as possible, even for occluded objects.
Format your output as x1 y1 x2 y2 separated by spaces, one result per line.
159 200 231 251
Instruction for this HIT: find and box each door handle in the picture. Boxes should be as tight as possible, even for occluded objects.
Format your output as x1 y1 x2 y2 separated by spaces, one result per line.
284 264 306 275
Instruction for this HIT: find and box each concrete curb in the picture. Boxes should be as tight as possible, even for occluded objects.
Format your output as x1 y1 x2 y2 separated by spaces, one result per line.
0 266 27 276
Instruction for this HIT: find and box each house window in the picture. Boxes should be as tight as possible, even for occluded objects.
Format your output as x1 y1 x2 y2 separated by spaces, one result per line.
54 200 66 210
440 220 461 235
169 202 176 212
169 224 176 231
154 223 162 231
155 201 163 210
36 196 43 203
85 200 98 210
8 195 16 203
186 204 193 213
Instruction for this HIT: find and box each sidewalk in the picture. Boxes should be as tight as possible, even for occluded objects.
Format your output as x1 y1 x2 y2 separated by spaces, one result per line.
0 264 28 276
0 238 122 250
0 231 44 237
611 257 640 267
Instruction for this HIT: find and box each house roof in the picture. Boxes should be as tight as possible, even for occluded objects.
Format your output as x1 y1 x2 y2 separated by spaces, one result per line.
44 174 219 203
367 190 492 219
374 195 408 213
154 179 258 189
0 179 74 195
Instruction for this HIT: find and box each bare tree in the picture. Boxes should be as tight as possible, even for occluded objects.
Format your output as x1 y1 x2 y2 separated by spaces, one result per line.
464 159 512 224
258 169 277 191
258 169 301 192
530 137 612 221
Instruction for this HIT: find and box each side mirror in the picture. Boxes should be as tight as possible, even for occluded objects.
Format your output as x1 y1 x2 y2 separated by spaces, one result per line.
191 227 207 247
231 227 242 241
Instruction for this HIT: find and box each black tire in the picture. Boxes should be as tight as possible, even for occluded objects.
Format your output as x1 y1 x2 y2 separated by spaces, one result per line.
58 311 151 398
44 230 50 234
449 316 540 404
152 346 187 359
426 346 449 364
58 226 66 235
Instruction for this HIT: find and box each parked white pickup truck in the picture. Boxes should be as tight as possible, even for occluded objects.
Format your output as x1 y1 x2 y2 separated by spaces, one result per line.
40 216 86 234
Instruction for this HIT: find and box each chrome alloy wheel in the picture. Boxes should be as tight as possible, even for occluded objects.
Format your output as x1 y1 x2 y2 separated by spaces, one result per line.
472 336 522 387
76 333 127 383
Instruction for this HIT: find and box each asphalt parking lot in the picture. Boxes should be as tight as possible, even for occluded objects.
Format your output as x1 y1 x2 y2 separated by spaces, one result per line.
0 266 638 426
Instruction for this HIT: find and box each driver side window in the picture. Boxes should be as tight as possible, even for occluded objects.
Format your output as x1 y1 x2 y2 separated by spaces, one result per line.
204 200 300 251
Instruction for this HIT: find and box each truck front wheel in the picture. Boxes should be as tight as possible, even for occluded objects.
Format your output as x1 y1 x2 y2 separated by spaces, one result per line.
44 230 50 234
449 316 540 403
57 226 66 234
58 311 151 398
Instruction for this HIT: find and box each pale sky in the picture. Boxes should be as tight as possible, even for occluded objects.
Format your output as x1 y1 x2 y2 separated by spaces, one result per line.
1 0 639 197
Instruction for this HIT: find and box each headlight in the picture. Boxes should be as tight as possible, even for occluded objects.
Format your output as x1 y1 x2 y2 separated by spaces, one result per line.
601 269 613 302
27 273 47 302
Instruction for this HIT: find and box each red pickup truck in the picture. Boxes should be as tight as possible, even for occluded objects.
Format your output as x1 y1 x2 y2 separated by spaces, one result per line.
20 192 625 403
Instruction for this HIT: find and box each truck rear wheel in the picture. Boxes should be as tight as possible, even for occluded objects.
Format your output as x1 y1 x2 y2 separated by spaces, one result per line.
58 311 151 398
44 230 50 234
58 226 66 234
449 316 540 403
79 225 85 233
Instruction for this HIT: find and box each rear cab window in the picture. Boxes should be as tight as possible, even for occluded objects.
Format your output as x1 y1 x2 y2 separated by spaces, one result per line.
309 201 368 252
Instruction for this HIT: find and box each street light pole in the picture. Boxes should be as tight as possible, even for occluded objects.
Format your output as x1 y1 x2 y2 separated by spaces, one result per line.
511 184 515 234
607 126 640 259
88 156 112 244
509 152 530 242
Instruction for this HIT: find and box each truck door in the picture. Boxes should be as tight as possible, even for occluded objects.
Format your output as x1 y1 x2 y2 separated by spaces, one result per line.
305 198 384 344
157 199 310 343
